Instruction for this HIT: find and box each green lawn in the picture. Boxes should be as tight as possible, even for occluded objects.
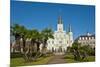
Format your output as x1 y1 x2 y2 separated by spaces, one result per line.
83 56 95 62
10 54 95 67
10 56 53 67
64 54 78 63
64 54 95 63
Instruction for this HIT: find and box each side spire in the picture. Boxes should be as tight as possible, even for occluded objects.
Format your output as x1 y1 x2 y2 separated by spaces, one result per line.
68 24 72 32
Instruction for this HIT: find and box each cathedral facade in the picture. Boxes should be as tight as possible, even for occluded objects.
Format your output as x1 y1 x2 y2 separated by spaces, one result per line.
47 16 73 55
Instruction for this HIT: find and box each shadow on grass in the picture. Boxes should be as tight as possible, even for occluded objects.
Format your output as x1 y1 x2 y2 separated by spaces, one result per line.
63 54 74 59
10 54 54 67
63 54 95 63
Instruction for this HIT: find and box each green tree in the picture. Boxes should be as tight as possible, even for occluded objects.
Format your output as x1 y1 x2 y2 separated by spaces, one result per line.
41 28 54 53
11 24 27 53
23 29 42 62
11 24 54 62
70 41 88 61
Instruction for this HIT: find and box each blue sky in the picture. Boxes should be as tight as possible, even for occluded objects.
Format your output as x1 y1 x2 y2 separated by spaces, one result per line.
11 0 95 39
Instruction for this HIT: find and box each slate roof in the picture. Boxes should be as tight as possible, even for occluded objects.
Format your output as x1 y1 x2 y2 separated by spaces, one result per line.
75 34 95 41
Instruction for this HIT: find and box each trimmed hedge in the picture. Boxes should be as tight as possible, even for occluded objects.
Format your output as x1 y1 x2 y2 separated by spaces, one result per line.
11 52 37 58
11 52 23 58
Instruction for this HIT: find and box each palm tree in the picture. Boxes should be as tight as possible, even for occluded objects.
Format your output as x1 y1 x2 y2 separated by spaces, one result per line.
11 24 54 61
41 28 54 54
30 29 40 52
11 24 27 53
24 29 43 61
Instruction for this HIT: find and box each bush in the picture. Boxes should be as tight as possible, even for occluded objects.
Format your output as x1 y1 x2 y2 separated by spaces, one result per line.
80 45 95 56
70 41 95 61
11 52 23 58
87 47 95 56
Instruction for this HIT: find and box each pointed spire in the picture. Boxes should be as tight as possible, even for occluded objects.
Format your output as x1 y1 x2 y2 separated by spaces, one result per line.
58 15 63 24
68 24 72 32
58 9 63 24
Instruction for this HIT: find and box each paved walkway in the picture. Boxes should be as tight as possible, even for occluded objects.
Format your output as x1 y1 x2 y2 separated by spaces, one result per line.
47 55 66 64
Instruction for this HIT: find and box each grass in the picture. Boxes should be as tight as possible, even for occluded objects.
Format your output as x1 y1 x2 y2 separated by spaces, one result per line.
64 54 78 63
10 53 95 67
10 55 53 67
83 56 95 62
64 54 95 63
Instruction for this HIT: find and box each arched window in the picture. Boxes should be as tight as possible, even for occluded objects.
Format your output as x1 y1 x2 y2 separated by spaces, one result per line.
85 37 87 40
82 37 84 40
89 37 91 40
79 37 81 40
52 41 54 44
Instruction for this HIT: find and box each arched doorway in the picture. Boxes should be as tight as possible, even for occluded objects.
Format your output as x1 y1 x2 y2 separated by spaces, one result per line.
58 46 62 52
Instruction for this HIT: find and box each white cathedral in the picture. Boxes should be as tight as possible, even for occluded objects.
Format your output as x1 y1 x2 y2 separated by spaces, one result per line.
46 16 73 55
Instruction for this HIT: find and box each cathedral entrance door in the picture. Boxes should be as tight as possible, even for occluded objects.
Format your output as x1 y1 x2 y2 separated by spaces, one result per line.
58 46 62 52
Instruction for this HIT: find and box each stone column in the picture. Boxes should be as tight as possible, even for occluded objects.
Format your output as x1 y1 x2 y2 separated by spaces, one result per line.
20 38 23 53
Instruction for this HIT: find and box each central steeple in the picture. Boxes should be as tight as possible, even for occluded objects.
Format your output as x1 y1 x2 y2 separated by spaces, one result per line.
57 15 63 32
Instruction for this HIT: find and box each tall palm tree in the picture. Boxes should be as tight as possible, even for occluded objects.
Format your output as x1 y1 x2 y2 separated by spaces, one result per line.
41 28 54 53
11 24 27 53
11 24 54 61
24 29 42 61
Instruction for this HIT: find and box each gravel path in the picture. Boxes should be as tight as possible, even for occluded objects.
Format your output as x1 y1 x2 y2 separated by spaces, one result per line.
47 55 66 64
